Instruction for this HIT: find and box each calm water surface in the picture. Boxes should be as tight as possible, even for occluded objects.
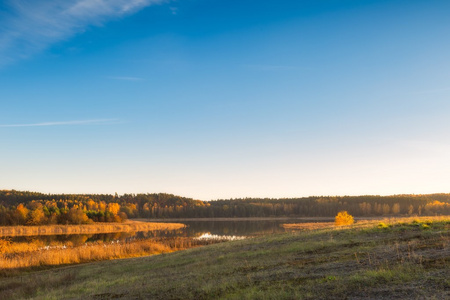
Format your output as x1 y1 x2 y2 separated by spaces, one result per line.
5 219 324 246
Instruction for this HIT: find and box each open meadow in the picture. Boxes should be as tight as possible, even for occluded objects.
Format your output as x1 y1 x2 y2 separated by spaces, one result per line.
0 216 448 299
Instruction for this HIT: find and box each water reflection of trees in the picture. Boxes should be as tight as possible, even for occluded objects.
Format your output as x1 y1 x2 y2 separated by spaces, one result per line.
0 220 308 273
5 221 296 247
8 228 190 246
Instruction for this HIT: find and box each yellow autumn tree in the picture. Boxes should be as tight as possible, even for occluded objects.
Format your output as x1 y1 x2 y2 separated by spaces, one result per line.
14 204 29 225
28 207 46 225
67 207 90 224
107 203 121 215
335 211 354 226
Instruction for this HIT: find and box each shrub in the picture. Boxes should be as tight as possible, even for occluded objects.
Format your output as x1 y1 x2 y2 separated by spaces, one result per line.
378 222 390 229
335 211 354 226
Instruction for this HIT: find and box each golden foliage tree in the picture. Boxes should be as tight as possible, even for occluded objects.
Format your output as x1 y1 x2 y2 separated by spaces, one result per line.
335 211 354 226
28 208 46 225
14 204 29 225
67 208 90 224
107 203 121 215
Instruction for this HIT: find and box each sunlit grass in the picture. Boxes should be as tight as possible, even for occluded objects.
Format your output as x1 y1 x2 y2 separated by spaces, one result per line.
0 216 448 299
0 221 203 275
0 221 185 237
283 216 450 232
0 237 208 274
282 222 334 230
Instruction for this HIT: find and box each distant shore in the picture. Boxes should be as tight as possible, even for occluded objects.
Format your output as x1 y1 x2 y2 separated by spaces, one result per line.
0 221 185 237
134 216 386 222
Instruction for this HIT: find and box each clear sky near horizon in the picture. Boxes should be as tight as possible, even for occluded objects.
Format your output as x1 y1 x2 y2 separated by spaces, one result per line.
1 0 450 200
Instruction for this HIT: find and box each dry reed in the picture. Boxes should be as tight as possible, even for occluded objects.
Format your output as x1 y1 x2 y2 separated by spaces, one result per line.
0 221 185 237
0 237 209 272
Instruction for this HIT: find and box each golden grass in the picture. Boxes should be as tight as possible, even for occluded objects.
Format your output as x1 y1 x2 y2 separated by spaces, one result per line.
0 221 190 273
283 216 450 231
0 221 185 237
0 237 206 273
282 222 334 230
350 215 450 228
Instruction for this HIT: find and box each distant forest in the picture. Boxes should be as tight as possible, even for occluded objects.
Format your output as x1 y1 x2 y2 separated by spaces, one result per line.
1 190 450 226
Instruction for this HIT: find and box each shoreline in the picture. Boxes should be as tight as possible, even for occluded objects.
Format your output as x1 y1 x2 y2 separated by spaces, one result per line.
133 216 386 222
0 221 185 237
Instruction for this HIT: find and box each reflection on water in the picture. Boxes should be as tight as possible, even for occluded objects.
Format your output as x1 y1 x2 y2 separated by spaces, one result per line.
0 219 328 272
7 229 187 247
2 219 318 247
194 233 246 241
181 220 288 237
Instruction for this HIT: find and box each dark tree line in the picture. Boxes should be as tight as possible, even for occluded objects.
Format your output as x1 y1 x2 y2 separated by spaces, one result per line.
0 190 449 226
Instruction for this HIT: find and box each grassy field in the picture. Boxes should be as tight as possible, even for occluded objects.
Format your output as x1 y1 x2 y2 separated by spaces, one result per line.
0 217 448 299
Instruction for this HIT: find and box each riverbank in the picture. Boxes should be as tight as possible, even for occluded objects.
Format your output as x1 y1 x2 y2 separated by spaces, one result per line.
134 216 387 222
0 221 185 237
1 216 448 299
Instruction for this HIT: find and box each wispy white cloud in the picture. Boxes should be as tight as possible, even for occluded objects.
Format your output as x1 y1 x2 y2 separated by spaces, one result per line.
108 76 145 81
0 119 120 127
0 0 165 66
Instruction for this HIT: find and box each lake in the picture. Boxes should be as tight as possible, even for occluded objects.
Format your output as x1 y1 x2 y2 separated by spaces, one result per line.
0 218 331 272
5 218 326 245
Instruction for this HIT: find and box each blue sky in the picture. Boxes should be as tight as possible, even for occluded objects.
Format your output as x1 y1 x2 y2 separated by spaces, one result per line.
1 0 450 200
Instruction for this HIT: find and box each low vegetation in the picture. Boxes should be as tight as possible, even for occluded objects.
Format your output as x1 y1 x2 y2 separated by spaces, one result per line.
0 237 214 276
0 221 189 275
335 211 354 226
282 222 334 231
0 221 185 237
1 216 448 299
